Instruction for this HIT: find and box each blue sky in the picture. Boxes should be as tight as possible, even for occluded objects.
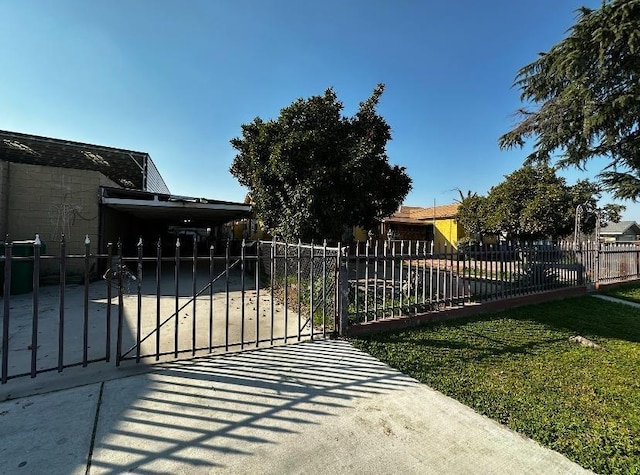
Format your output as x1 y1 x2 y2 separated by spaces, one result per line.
3 0 636 219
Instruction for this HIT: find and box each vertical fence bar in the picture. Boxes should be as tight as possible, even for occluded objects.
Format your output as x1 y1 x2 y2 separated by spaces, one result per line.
484 243 490 301
309 242 315 340
270 239 275 345
58 235 66 371
475 242 481 300
465 242 472 302
241 239 246 349
451 245 460 305
390 243 396 317
421 242 427 308
155 238 161 361
338 243 349 336
115 240 123 367
192 235 197 356
414 241 420 313
255 241 260 347
334 242 339 334
448 243 454 306
135 237 143 363
354 242 360 324
499 241 505 300
296 239 301 341
407 241 412 314
429 241 434 307
410 241 415 312
364 241 370 322
83 235 91 367
30 236 41 378
105 242 112 363
382 241 388 317
209 243 214 353
322 240 327 336
399 241 405 315
436 243 441 307
284 242 289 344
2 239 11 383
373 241 379 320
174 238 180 358
507 241 517 296
225 240 230 351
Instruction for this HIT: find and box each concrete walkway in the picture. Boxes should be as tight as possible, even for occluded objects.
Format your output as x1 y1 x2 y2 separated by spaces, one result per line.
592 293 640 308
0 340 592 475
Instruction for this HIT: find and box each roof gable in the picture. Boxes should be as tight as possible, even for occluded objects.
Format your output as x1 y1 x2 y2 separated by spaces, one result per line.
600 220 640 236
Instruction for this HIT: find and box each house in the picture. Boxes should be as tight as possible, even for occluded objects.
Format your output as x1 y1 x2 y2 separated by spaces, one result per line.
0 130 251 275
379 203 465 250
599 220 640 243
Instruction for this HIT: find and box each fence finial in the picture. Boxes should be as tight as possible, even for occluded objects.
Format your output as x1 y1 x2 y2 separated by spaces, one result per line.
176 237 181 248
137 237 143 247
85 234 91 245
34 234 41 246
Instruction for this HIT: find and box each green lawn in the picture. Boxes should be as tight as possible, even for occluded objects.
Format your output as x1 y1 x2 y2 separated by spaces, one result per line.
602 282 640 304
350 296 640 475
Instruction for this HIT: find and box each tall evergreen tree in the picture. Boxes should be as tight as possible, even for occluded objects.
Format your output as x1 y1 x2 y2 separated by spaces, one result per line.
499 0 640 200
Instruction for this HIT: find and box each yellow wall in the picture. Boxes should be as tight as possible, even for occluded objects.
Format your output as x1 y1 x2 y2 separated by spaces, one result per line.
433 218 465 251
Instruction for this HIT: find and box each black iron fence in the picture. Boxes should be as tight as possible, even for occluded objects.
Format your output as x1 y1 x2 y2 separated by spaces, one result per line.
2 235 640 384
0 235 336 384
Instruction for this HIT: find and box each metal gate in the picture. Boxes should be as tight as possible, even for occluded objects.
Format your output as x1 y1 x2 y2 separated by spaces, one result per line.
0 236 339 384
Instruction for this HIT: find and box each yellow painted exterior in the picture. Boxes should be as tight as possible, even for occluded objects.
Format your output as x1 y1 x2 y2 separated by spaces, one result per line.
433 218 465 251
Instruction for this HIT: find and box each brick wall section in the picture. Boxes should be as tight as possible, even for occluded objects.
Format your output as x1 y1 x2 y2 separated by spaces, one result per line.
345 286 588 337
3 162 118 274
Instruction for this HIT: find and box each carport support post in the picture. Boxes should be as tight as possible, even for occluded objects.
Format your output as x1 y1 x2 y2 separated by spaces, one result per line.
338 244 349 337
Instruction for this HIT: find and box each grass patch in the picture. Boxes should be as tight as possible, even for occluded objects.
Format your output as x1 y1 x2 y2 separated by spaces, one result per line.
350 296 640 474
601 281 640 304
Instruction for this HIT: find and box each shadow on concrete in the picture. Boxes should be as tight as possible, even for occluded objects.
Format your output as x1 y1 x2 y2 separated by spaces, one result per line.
88 340 417 474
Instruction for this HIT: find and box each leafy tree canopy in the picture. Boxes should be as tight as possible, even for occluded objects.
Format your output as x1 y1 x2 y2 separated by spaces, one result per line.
230 85 412 241
499 0 640 200
456 164 624 241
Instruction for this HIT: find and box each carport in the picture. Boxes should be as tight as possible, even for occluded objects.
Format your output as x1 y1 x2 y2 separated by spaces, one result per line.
98 186 252 255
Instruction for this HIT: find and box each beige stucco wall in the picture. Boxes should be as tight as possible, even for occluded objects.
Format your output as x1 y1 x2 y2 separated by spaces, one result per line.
2 161 118 274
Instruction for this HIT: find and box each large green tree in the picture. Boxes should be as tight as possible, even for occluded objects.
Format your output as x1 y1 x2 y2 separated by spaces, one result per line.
230 85 412 241
499 0 640 200
456 164 624 241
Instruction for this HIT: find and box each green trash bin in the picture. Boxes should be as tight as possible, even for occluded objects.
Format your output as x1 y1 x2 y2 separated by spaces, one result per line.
2 240 46 295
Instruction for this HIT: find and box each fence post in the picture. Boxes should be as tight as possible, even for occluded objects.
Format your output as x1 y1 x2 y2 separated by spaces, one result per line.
2 238 11 384
595 240 601 284
83 235 91 367
338 243 349 337
30 235 41 378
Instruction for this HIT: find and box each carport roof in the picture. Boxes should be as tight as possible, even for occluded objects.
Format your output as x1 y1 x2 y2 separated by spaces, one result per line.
99 186 251 225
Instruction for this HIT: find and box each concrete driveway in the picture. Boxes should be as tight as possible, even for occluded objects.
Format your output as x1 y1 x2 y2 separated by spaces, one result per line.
0 340 592 475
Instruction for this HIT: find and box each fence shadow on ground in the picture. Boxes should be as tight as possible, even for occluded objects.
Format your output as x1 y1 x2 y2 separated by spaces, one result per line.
87 340 417 474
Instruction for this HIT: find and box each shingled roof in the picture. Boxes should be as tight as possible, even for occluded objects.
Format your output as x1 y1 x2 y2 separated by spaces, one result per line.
600 220 640 236
0 130 169 193
383 203 459 224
